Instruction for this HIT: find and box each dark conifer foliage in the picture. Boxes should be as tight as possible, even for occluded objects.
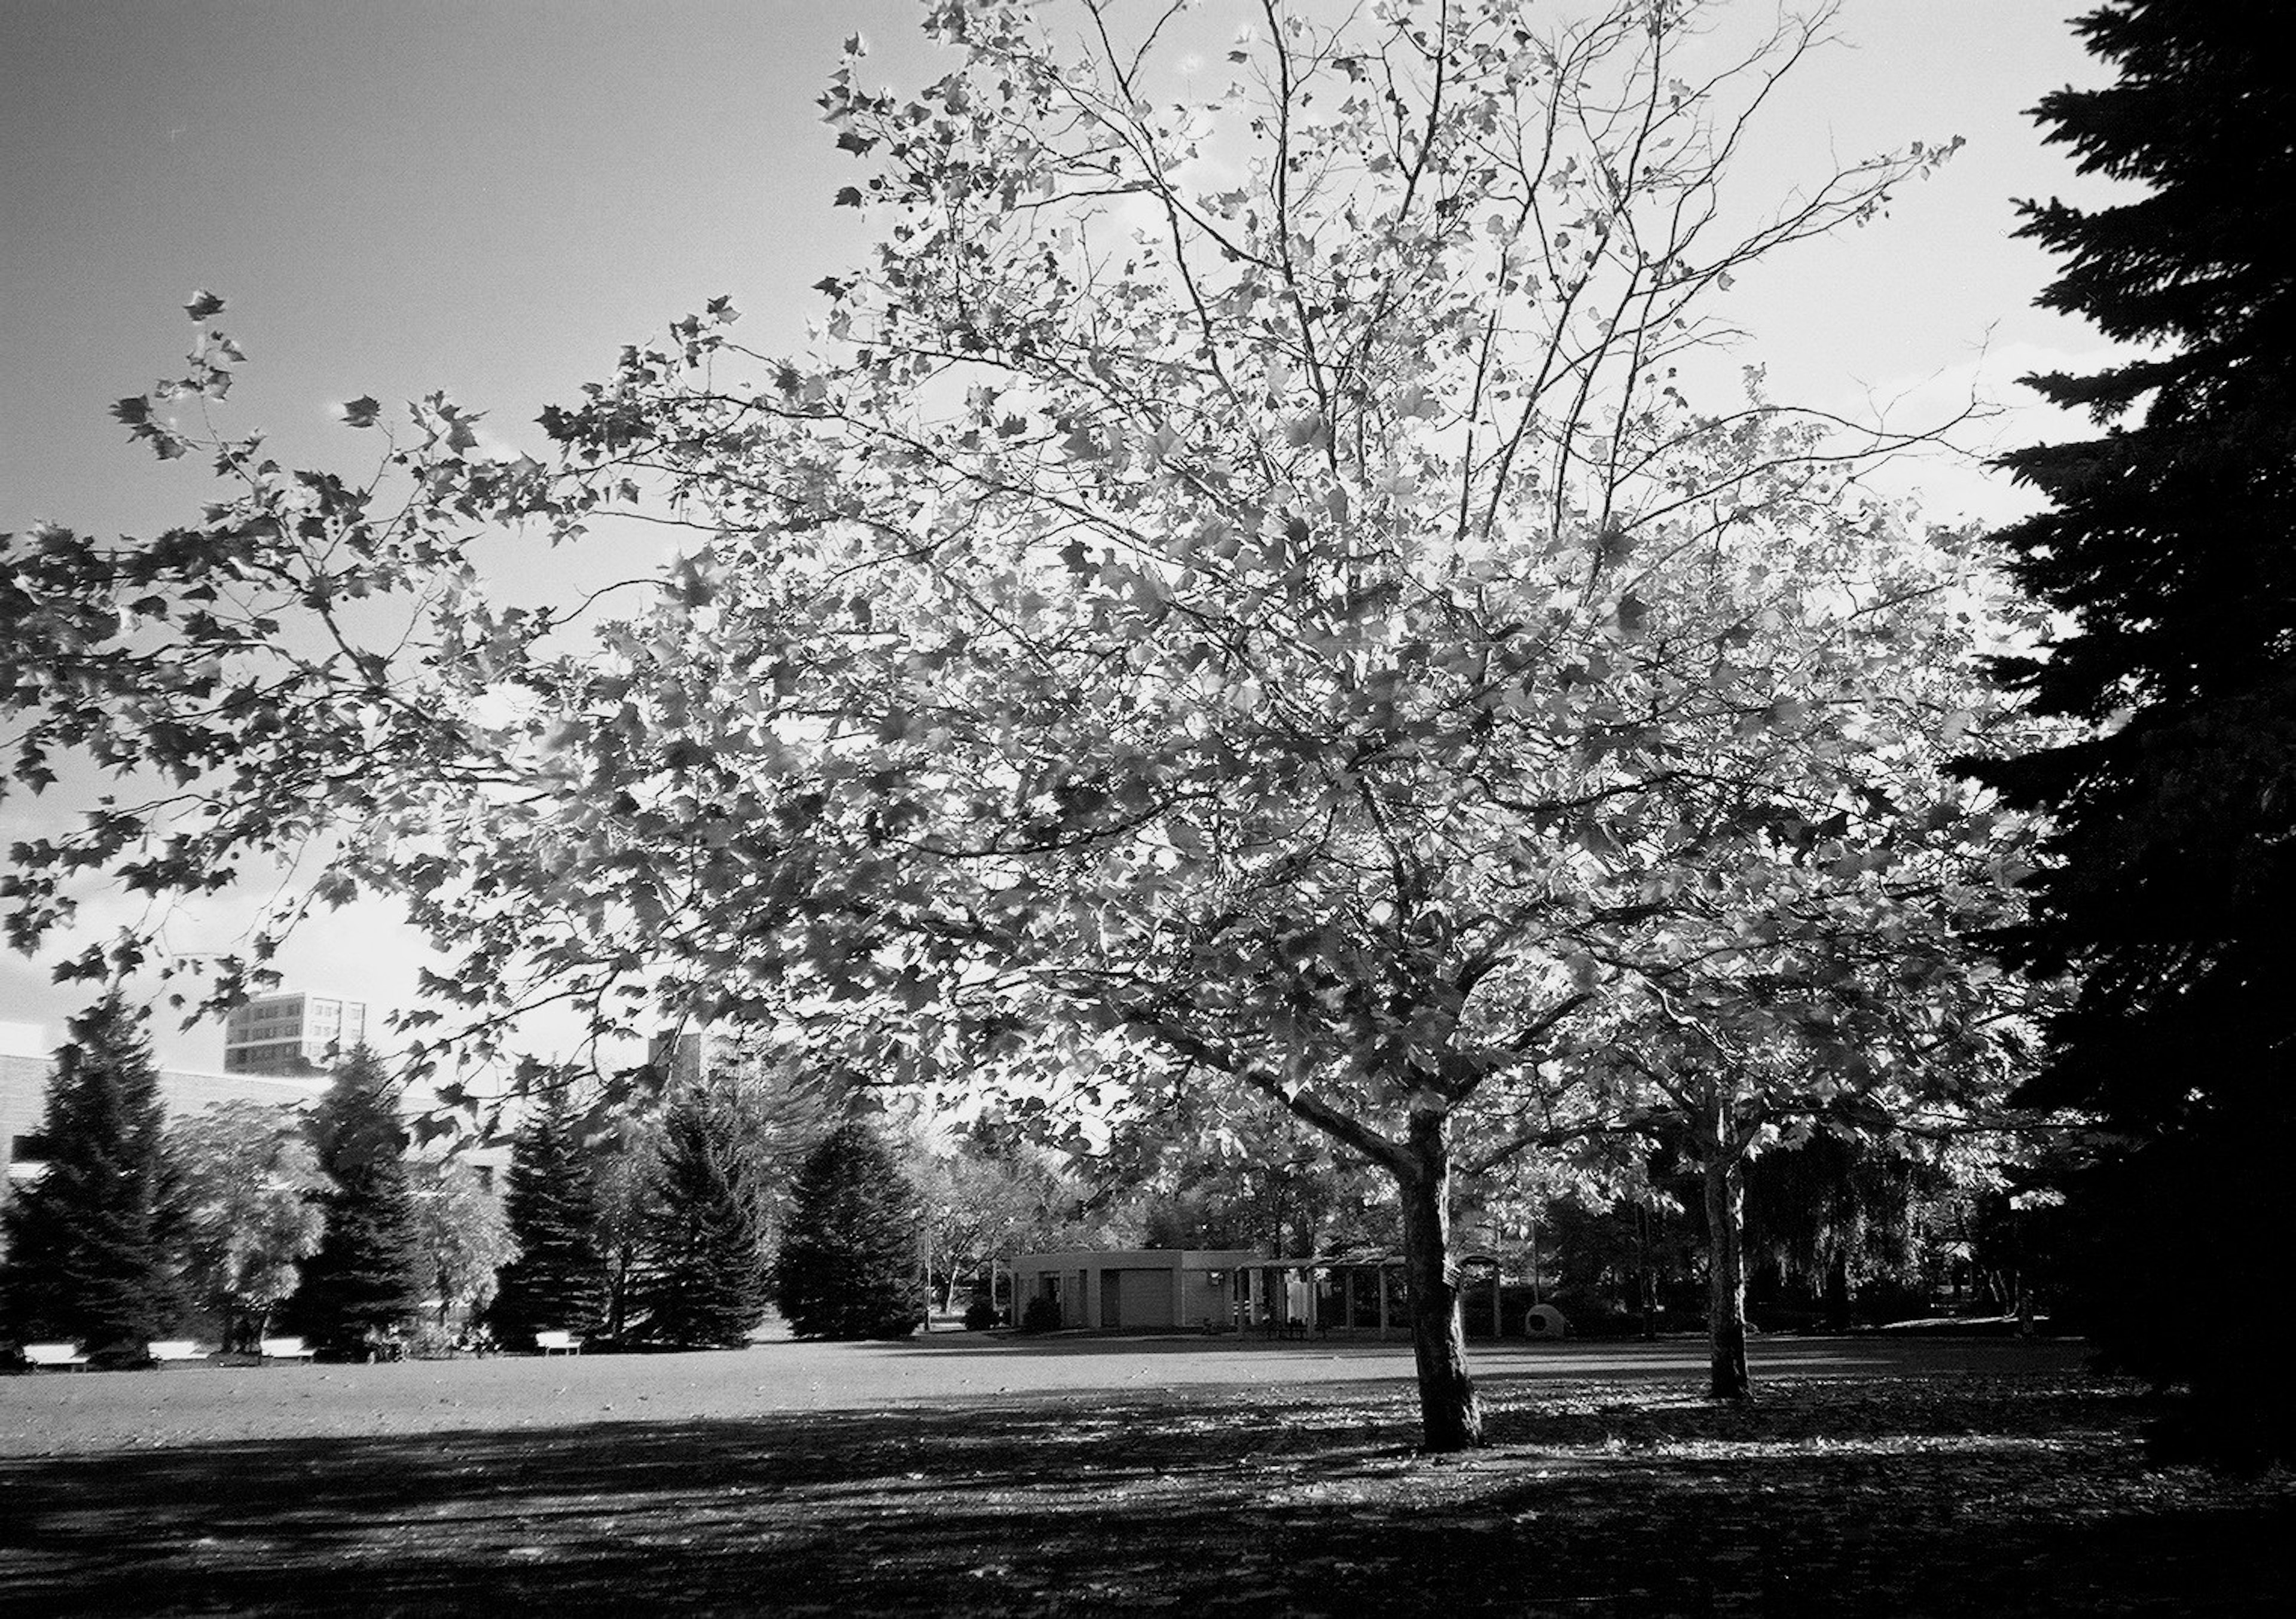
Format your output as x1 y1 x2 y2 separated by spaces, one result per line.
288 1046 426 1357
1969 1 2296 1463
487 1085 606 1349
639 1088 775 1348
0 997 184 1360
775 1120 925 1341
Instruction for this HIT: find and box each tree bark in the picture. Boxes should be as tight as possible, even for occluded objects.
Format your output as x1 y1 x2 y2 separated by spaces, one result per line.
1637 1201 1659 1341
1824 1250 1852 1333
1397 1110 1483 1450
1703 1147 1751 1400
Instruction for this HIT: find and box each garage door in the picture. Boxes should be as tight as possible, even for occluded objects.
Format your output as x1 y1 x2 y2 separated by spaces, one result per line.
1114 1268 1174 1329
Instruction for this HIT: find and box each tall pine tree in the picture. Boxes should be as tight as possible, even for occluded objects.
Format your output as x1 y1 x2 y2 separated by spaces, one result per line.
288 1046 426 1358
775 1120 925 1342
0 997 184 1361
1969 1 2296 1463
639 1086 775 1348
487 1083 606 1349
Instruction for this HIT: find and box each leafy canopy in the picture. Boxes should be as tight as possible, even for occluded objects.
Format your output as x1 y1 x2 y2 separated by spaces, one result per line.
0 2 2005 1128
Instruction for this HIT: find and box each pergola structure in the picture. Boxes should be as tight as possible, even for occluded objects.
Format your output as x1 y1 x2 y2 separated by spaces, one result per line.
1231 1251 1510 1339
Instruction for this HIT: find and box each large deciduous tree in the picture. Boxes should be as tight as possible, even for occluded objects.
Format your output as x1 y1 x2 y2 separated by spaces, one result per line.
1963 0 2296 1465
0 997 185 1361
0 1 2027 1448
409 1157 515 1348
1587 943 2019 1401
167 1098 328 1354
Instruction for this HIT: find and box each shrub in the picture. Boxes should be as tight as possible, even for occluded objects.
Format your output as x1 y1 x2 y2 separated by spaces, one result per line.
1021 1295 1064 1334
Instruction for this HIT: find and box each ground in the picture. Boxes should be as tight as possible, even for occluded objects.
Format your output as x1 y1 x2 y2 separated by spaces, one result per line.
2 1332 2289 1614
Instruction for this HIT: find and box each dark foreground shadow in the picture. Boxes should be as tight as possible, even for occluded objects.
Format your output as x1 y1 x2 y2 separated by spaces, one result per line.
2 1379 2288 1615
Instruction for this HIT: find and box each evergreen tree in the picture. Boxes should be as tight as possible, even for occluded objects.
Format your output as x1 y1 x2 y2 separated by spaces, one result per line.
0 997 184 1360
1969 2 2296 1462
288 1046 425 1358
487 1084 606 1349
639 1086 775 1348
776 1120 925 1342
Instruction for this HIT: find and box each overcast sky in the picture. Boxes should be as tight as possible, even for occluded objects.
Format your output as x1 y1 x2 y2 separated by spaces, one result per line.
1 0 2116 1069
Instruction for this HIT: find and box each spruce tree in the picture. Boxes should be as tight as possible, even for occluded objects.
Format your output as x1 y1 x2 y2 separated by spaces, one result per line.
639 1087 775 1348
0 997 184 1361
1969 1 2296 1462
775 1120 925 1341
288 1046 426 1358
487 1084 606 1349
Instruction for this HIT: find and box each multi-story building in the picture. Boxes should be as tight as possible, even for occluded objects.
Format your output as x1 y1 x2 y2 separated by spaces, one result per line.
222 992 370 1077
647 1025 747 1090
4 1004 510 1202
1 1028 57 1186
2 1019 329 1188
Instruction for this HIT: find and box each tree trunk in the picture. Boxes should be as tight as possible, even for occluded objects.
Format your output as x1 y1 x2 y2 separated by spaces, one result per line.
1703 1148 1751 1400
1824 1250 1852 1333
1637 1202 1659 1342
1397 1111 1483 1451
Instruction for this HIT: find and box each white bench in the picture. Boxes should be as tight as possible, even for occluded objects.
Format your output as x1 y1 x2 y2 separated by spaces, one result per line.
259 1336 316 1363
23 1342 90 1371
534 1330 584 1356
147 1339 206 1365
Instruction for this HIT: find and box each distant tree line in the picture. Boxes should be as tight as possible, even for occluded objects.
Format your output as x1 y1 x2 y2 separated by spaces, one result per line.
0 1003 952 1361
0 1000 506 1362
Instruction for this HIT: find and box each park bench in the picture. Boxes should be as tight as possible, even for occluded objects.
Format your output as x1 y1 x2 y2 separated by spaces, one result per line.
23 1341 90 1371
258 1336 316 1363
146 1339 206 1366
534 1330 583 1355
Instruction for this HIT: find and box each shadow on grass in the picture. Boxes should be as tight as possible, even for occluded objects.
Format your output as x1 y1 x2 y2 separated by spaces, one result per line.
2 1379 2288 1615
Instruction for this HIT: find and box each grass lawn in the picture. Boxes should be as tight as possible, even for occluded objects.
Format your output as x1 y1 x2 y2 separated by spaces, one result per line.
2 1334 2289 1614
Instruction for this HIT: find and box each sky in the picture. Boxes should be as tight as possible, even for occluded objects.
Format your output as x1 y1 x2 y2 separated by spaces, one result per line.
1 0 2118 1069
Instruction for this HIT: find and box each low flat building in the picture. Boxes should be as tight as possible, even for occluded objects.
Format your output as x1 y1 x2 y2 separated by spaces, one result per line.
1 1016 503 1196
1008 1248 1269 1332
2 1027 328 1188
